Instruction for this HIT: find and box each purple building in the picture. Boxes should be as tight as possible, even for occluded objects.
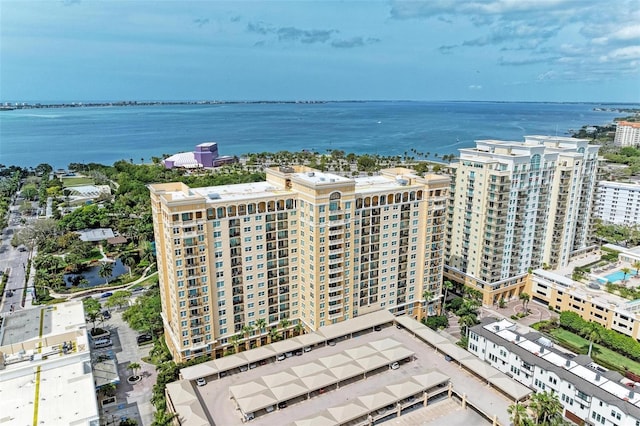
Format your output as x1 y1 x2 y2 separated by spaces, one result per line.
163 142 234 169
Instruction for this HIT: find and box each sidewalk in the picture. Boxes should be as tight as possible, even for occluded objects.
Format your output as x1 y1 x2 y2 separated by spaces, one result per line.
48 267 157 301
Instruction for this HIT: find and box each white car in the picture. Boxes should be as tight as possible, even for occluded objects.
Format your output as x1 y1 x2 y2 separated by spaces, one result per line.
196 377 206 387
390 362 399 370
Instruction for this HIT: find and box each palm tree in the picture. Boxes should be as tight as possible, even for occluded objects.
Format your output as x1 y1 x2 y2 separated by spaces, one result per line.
279 318 290 339
442 281 454 312
423 289 433 316
294 321 304 336
269 327 280 343
458 314 477 338
98 261 114 285
151 409 177 426
519 292 530 313
507 401 530 426
128 362 141 380
256 318 267 335
242 324 253 338
633 261 640 276
582 322 602 358
119 251 136 278
621 267 632 282
529 391 563 425
229 334 241 354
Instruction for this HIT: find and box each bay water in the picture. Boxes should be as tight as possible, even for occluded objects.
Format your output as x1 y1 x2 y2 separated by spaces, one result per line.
0 101 628 170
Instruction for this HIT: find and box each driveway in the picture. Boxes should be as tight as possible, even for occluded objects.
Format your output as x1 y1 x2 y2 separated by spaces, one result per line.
97 309 157 426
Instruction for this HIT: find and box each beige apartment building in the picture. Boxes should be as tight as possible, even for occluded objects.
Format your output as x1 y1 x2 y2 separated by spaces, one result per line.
528 269 640 341
150 166 449 362
614 121 640 147
444 136 599 306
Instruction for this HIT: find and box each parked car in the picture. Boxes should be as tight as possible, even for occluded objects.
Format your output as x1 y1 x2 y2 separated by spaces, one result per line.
136 334 153 345
304 346 312 352
285 351 293 358
374 325 382 331
265 405 275 413
101 292 113 298
196 377 206 387
390 362 400 370
327 340 336 346
102 310 111 319
277 354 286 361
278 401 287 409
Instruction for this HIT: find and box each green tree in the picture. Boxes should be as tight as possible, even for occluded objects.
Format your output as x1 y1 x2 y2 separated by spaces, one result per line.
255 318 267 335
519 292 531 313
633 261 640 276
529 391 563 425
423 289 434 316
120 251 137 278
128 361 141 379
151 409 177 426
507 401 530 426
83 298 102 332
105 290 132 310
442 280 454 312
98 261 114 285
423 315 449 330
294 321 304 336
458 314 477 338
582 321 603 358
279 318 290 339
123 288 163 335
229 334 241 354
621 267 632 282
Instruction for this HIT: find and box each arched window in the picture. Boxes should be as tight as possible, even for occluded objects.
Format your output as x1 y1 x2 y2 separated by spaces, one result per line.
530 154 541 171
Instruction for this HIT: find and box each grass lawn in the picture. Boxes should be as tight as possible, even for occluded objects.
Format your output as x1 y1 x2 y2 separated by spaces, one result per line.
549 328 640 375
61 176 95 187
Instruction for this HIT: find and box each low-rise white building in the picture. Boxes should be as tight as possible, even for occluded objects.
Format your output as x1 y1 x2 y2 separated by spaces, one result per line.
468 319 640 426
595 181 640 226
0 301 100 425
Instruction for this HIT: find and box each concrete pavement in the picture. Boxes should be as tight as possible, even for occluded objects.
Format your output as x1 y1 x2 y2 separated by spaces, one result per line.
98 309 157 426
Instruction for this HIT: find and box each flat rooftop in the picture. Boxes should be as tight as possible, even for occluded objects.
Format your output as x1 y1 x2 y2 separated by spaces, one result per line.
174 320 518 426
0 358 99 425
0 301 98 426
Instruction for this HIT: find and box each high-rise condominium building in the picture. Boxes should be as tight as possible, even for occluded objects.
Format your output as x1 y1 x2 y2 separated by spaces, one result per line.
614 121 640 147
444 136 599 306
594 180 640 226
150 166 449 362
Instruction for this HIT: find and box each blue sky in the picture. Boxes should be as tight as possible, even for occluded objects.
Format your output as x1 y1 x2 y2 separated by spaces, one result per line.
1 0 639 102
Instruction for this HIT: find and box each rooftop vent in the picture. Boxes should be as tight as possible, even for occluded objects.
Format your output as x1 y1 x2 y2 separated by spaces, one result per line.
565 359 571 368
630 390 635 399
595 373 601 381
539 346 545 354
494 325 500 331
516 335 520 342
397 178 409 186
307 172 315 177
207 193 221 200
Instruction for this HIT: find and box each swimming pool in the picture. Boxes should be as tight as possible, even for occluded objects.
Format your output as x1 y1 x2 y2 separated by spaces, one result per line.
604 270 638 283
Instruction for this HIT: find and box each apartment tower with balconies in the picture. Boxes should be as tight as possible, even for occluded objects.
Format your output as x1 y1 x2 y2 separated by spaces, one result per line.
444 136 599 306
150 166 449 362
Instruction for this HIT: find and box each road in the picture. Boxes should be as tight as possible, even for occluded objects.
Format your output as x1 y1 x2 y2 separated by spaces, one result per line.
0 197 35 315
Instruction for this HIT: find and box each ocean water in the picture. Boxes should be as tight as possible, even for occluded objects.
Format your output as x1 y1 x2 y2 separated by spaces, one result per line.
0 101 629 169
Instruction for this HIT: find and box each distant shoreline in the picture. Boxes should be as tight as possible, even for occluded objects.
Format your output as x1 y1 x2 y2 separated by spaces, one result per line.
1 100 639 112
